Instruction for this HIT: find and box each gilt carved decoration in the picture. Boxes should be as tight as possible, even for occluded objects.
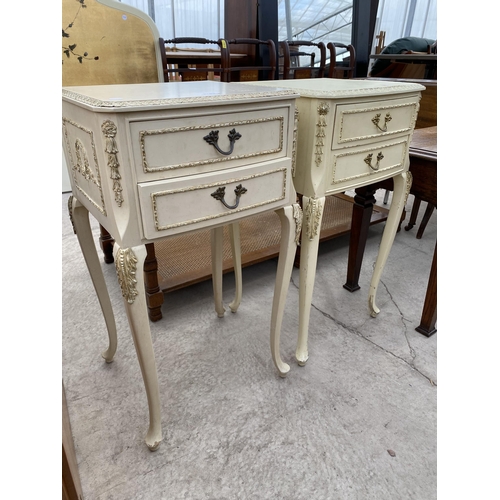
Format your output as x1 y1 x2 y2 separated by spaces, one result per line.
101 120 124 207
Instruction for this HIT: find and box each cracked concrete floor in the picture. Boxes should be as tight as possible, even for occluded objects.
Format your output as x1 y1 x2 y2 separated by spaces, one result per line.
62 190 436 499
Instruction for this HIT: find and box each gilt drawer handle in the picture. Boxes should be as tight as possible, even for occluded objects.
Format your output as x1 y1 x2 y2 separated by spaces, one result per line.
203 128 242 155
364 152 384 171
372 113 392 132
211 184 247 209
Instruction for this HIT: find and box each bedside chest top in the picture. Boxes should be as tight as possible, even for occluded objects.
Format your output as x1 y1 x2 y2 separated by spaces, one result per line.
240 78 425 99
62 81 299 112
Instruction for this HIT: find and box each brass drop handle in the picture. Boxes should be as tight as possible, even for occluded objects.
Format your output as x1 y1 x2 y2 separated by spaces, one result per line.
372 112 392 132
203 128 242 155
364 151 384 171
211 184 247 209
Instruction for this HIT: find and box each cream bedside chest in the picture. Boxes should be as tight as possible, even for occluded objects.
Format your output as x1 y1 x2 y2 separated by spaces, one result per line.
62 81 301 450
243 78 424 370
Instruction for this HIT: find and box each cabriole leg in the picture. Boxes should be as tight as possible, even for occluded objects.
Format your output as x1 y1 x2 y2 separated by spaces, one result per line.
270 203 302 377
114 243 162 451
210 226 225 318
296 196 325 367
228 222 242 313
368 171 412 317
70 196 117 363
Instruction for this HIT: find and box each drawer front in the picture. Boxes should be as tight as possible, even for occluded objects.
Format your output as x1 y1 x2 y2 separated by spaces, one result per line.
332 97 419 148
138 160 293 239
327 138 408 193
130 107 289 183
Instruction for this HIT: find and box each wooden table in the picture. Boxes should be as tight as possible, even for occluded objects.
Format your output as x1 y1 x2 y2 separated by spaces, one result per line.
62 81 300 449
345 126 437 336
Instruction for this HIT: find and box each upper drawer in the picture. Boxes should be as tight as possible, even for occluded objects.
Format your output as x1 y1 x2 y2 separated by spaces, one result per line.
130 106 289 182
332 96 419 148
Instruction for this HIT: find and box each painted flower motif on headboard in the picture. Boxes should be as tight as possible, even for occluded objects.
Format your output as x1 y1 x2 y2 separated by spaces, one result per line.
62 0 99 64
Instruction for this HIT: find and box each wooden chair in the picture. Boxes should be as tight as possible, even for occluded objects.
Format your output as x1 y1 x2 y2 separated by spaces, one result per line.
159 37 224 82
280 40 326 79
220 38 277 82
327 42 356 79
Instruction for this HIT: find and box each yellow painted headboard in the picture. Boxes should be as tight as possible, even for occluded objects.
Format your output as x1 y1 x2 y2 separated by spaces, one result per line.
62 0 164 86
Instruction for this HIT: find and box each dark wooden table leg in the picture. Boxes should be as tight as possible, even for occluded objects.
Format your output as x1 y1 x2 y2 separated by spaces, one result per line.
343 186 377 292
144 243 164 322
99 224 115 264
404 196 421 232
415 242 437 337
416 203 435 239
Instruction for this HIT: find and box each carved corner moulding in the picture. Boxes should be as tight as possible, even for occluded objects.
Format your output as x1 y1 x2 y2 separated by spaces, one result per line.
62 117 107 216
115 248 139 304
101 120 124 207
139 116 284 173
292 203 303 245
304 197 323 241
404 171 413 205
315 102 330 168
67 195 76 234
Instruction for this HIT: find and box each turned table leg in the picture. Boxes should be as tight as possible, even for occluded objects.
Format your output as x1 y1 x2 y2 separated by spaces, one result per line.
343 186 377 292
415 242 437 336
144 243 164 322
99 224 115 264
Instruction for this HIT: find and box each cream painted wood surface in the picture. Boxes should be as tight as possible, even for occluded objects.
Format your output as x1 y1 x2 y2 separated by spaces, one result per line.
244 78 424 367
62 81 300 450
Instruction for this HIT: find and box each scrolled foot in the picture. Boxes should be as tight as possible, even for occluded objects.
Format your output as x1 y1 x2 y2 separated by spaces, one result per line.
277 363 291 378
228 299 240 313
368 295 380 318
296 348 309 367
102 351 115 363
145 427 163 451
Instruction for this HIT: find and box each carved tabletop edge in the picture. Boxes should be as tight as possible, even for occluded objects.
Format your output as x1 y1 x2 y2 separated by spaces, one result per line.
62 88 300 112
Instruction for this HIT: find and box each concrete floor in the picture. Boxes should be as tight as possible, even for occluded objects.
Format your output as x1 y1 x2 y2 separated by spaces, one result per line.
62 190 437 500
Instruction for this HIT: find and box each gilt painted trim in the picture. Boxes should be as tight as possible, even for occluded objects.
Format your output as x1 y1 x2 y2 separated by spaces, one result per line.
315 102 330 168
101 120 124 207
292 108 299 177
139 116 284 173
62 117 106 216
115 248 139 304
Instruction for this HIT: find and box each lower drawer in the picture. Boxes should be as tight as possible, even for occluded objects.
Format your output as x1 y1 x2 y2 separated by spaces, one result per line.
138 159 293 239
327 138 409 193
